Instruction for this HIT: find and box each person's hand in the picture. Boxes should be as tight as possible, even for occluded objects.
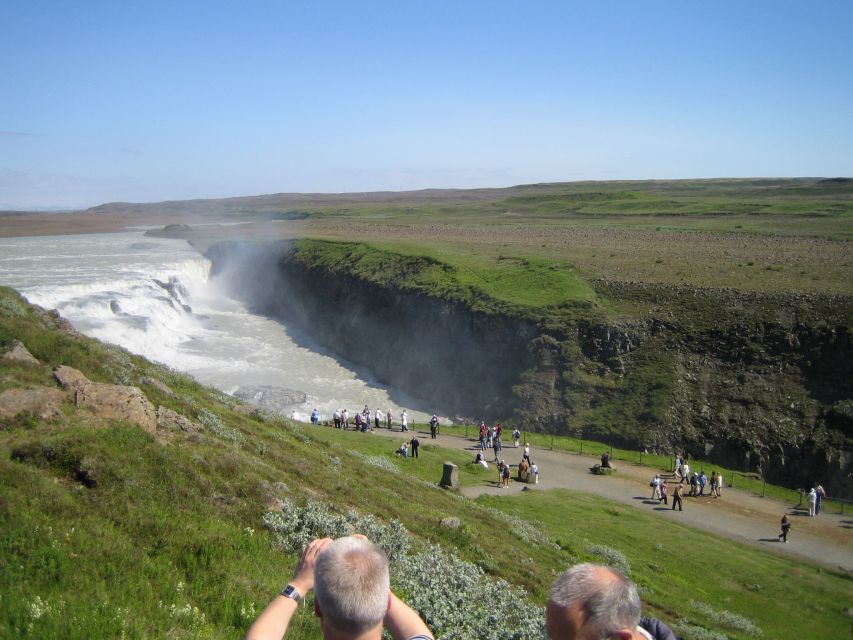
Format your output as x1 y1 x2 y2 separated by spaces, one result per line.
290 537 332 594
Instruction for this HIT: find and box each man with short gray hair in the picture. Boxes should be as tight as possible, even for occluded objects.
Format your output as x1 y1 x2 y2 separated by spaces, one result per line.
546 563 677 640
246 535 432 640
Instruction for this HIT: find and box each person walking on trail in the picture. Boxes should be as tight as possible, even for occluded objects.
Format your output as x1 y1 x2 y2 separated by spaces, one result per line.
375 409 383 430
671 482 683 511
400 410 408 432
386 409 393 429
311 408 320 426
409 436 420 459
778 514 792 543
341 408 349 430
708 471 719 498
513 428 521 447
815 483 826 515
650 474 661 500
689 473 699 497
429 414 439 439
523 442 531 462
658 480 668 505
479 422 488 451
807 487 817 516
500 460 511 488
493 436 502 462
245 535 433 640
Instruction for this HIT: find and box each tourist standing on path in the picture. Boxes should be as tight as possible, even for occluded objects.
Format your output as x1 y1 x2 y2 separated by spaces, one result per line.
523 442 531 463
671 483 683 511
689 473 699 497
493 436 502 462
651 474 661 500
387 409 393 429
709 471 719 498
375 409 383 430
333 409 341 429
311 408 320 426
807 487 817 516
513 428 521 447
500 460 511 488
400 410 408 432
778 514 792 543
815 483 826 515
409 436 419 459
341 408 349 430
429 414 439 439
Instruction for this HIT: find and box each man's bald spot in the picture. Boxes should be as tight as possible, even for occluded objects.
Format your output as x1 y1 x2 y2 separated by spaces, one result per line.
546 563 642 640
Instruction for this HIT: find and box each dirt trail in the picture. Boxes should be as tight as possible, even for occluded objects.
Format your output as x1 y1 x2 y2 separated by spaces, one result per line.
370 428 852 572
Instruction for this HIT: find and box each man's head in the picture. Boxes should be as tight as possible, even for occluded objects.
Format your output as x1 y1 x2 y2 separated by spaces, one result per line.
546 563 641 640
313 536 391 636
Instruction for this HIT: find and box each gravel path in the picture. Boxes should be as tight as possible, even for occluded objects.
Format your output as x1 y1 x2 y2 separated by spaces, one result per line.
370 427 852 572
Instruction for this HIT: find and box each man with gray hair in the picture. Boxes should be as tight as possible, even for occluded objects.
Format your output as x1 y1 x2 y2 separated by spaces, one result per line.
546 563 677 640
245 535 433 640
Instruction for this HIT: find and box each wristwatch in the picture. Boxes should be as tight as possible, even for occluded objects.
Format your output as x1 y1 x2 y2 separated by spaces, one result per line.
280 584 303 603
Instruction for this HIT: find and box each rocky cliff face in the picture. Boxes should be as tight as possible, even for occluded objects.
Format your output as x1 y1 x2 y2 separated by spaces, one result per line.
207 241 852 496
207 241 538 418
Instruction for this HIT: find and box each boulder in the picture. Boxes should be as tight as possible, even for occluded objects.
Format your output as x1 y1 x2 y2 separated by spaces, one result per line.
54 365 90 390
157 406 203 432
2 341 40 365
0 387 66 421
439 462 459 490
233 385 307 412
439 516 461 529
142 377 176 397
75 383 157 433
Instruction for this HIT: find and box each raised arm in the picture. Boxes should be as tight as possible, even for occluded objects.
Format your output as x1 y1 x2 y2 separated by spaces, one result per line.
244 537 332 640
383 592 433 640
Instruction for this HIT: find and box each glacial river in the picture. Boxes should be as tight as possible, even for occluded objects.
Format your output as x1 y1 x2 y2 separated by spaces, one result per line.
0 230 434 422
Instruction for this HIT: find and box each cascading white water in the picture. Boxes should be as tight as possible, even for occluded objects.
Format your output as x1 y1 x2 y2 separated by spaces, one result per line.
0 231 434 423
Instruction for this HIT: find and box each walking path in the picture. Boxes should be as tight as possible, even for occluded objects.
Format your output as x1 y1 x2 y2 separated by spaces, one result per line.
371 427 852 572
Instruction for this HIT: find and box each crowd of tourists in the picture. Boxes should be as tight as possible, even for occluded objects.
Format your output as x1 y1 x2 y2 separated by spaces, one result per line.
316 405 414 432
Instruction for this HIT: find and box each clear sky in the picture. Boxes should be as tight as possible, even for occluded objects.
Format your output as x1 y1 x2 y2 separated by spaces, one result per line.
1 1 852 209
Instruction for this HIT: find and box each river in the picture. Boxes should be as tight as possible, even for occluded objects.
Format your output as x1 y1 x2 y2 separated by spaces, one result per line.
0 230 434 423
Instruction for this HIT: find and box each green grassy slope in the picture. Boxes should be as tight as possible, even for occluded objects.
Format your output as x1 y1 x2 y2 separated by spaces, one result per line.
1 287 850 639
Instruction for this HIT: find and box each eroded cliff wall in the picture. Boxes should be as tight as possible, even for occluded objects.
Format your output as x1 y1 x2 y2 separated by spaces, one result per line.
206 241 852 496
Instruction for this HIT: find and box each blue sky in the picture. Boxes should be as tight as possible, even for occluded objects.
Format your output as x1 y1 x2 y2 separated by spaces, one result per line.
1 1 851 209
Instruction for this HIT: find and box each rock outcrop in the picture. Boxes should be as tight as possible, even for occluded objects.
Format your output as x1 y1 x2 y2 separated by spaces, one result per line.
157 406 203 432
1 340 40 365
54 366 158 433
0 388 66 422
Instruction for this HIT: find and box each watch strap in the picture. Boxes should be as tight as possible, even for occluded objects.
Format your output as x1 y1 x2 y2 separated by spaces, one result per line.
280 584 303 603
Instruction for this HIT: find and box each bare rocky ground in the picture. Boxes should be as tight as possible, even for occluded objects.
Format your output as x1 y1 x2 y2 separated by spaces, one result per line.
367 426 853 573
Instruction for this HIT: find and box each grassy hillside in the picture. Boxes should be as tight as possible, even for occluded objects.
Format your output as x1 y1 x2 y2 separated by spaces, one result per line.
1 286 850 639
